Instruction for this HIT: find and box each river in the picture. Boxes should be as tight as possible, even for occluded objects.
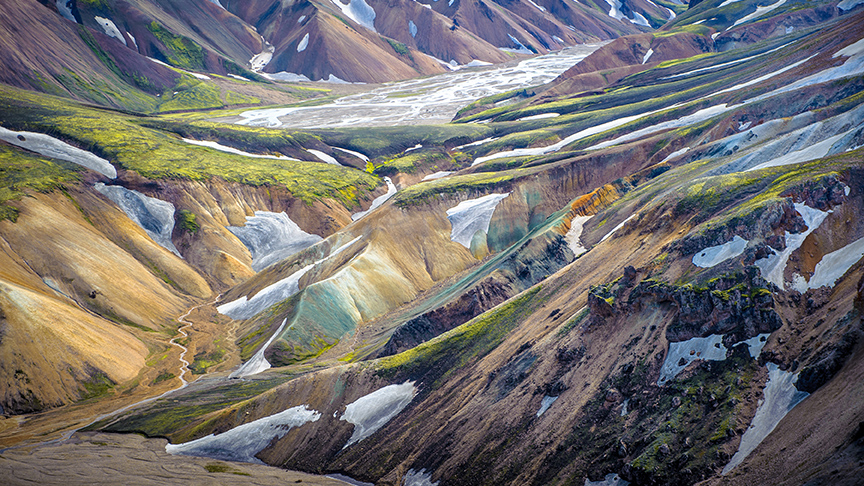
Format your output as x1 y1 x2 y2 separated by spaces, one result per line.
234 44 602 129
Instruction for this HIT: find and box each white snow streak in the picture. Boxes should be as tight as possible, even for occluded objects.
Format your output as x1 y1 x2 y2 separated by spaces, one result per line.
804 237 864 290
536 395 559 417
228 318 288 378
227 211 323 271
352 177 397 221
728 0 787 30
565 215 593 257
599 214 636 243
404 468 439 486
166 405 321 463
341 382 417 448
306 149 340 165
642 48 654 64
446 193 510 248
722 363 808 474
692 235 748 268
331 0 377 32
658 334 728 385
95 16 126 45
0 126 116 178
755 203 830 290
297 33 310 52
182 138 300 161
94 183 181 256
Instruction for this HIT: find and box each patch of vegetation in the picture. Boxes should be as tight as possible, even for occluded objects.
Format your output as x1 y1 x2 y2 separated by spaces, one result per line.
204 462 251 476
175 209 199 234
158 77 223 112
372 150 449 176
0 85 378 206
385 38 412 59
81 371 115 400
189 348 226 375
151 371 175 385
147 22 205 71
0 146 83 222
376 287 546 388
392 169 521 207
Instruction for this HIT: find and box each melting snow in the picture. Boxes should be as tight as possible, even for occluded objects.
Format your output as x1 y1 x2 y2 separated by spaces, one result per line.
216 236 361 319
755 203 830 290
331 0 377 32
182 138 300 161
742 333 771 358
658 334 727 385
713 55 814 97
599 214 635 243
588 104 731 151
802 236 864 290
127 32 138 51
692 235 748 268
229 318 288 378
95 16 126 46
228 211 323 272
739 121 752 130
452 137 498 151
209 0 225 7
603 0 649 26
297 33 310 52
642 48 654 64
405 143 423 153
722 363 808 474
56 0 75 22
306 149 340 165
352 177 397 221
527 0 547 12
217 265 313 319
501 34 533 55
404 469 439 486
745 128 857 172
409 20 418 38
719 0 746 6
298 15 307 23
838 0 864 9
263 72 312 83
620 398 630 417
728 0 787 30
166 405 321 463
0 126 117 178
585 473 629 486
422 171 454 181
250 42 275 72
341 382 417 448
565 215 593 257
446 193 510 248
518 113 560 121
94 183 181 256
536 395 559 417
333 147 369 161
660 146 690 163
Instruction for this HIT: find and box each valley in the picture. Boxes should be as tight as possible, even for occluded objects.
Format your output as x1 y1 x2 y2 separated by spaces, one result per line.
1 0 863 485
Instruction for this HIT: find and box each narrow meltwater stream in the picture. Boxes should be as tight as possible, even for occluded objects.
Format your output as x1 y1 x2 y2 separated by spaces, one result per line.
0 295 222 452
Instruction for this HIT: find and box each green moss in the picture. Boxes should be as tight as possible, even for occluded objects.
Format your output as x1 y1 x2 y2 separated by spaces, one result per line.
0 145 83 222
158 77 223 112
81 372 115 400
223 90 260 106
176 209 200 234
189 348 226 375
204 463 251 476
147 22 205 71
151 371 175 385
385 38 411 58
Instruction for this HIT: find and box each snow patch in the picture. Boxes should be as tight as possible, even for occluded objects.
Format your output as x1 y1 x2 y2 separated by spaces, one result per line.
501 34 532 55
297 33 310 52
446 193 510 248
352 177 397 221
588 104 731 151
452 137 498 151
642 48 654 65
405 143 423 153
94 183 181 256
692 235 748 268
306 149 340 165
0 126 116 178
566 215 593 257
182 138 299 161
95 16 126 46
527 0 547 12
745 128 857 172
660 146 690 163
250 42 275 72
620 398 630 417
838 0 864 10
755 203 830 290
217 266 312 319
658 334 727 385
727 0 786 30
341 382 417 448
599 214 636 243
404 469 439 486
536 395 559 417
409 20 418 38
805 236 864 290
298 15 307 23
331 0 377 32
718 0 745 7
518 113 560 121
229 318 288 378
209 0 225 8
422 171 454 181
263 72 312 83
166 405 321 463
227 211 323 272
585 473 629 486
742 333 770 358
722 363 808 474
333 147 369 161
56 0 76 22
127 32 138 51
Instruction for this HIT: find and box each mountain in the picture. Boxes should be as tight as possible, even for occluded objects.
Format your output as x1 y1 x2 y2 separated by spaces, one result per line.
1 0 863 484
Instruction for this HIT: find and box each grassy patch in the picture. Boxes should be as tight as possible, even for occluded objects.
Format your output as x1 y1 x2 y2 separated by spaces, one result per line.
176 209 199 234
147 22 205 71
0 146 83 222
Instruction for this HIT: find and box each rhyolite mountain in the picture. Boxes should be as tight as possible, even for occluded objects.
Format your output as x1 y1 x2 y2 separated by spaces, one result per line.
1 0 863 485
